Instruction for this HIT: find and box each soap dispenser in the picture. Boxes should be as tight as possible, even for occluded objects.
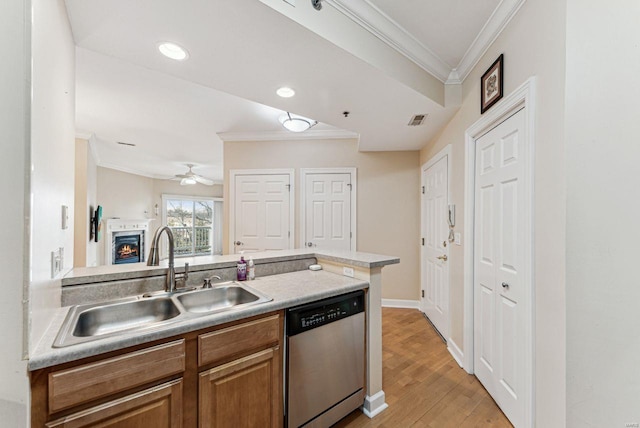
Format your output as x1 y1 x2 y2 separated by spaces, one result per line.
237 253 247 281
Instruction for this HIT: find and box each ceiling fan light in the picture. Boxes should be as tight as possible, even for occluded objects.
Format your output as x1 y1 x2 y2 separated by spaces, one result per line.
279 112 317 132
180 177 197 185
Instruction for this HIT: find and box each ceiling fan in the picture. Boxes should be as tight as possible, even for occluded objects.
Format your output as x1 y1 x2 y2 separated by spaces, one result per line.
171 164 214 186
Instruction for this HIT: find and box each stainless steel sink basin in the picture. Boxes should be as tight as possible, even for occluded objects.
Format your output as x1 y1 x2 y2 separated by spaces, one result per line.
175 283 272 314
54 297 181 347
54 282 273 348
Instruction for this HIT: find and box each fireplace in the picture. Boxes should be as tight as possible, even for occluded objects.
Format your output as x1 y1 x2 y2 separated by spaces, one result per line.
104 219 154 265
112 231 144 264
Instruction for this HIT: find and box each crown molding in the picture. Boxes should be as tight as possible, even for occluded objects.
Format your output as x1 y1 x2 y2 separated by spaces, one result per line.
325 0 526 85
454 0 526 81
217 129 360 142
326 0 451 82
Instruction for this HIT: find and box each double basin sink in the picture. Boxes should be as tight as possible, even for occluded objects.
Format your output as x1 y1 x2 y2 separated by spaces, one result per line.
54 282 272 348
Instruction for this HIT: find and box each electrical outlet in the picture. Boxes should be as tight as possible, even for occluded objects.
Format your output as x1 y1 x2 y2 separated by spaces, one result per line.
51 249 62 279
343 266 355 278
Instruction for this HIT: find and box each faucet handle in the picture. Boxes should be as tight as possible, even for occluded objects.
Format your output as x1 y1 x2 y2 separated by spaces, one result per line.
202 275 222 289
182 263 189 279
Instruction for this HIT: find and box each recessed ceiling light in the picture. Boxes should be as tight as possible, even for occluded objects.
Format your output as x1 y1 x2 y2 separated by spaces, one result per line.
158 42 189 61
276 87 296 98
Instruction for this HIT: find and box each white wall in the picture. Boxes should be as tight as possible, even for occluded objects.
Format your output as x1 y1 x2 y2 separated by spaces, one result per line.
420 0 567 424
224 139 421 301
74 138 98 267
0 0 30 423
96 166 223 264
566 1 640 426
29 0 76 351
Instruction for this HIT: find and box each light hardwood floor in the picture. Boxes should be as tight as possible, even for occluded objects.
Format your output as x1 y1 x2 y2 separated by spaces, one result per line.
335 308 512 428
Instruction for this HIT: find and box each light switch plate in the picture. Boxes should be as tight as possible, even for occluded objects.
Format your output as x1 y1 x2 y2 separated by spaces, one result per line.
454 233 462 246
343 266 355 278
61 205 69 229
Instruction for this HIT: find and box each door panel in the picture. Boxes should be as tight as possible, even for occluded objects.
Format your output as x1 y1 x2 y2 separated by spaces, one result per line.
304 173 352 250
234 174 291 253
474 108 526 427
421 155 449 339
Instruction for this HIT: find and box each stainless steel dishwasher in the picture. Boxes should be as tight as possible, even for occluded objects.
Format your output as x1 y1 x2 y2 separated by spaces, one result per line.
286 290 365 428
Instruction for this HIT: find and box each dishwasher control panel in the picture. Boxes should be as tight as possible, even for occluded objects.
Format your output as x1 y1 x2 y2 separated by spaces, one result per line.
287 290 364 336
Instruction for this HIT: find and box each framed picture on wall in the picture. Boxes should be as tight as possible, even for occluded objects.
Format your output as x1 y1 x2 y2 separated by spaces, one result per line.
481 54 504 114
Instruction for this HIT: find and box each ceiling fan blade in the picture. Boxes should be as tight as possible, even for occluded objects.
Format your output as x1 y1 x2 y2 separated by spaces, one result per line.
195 175 214 186
173 174 189 179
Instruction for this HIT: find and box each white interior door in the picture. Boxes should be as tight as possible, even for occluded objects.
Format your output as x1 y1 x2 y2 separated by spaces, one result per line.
422 155 449 339
474 108 527 427
303 172 352 251
233 173 291 253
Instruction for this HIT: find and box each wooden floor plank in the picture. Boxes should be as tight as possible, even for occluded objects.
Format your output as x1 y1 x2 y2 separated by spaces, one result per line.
334 308 512 428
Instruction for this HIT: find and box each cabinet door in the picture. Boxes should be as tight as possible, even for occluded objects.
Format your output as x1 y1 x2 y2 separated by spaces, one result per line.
46 379 182 428
199 347 281 428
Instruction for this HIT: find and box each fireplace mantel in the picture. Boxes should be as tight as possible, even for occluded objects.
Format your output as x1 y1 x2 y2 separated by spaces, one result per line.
104 219 155 265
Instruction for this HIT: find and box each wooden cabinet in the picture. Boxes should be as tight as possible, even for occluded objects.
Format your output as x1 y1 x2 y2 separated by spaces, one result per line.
46 379 182 428
199 348 281 428
31 311 283 428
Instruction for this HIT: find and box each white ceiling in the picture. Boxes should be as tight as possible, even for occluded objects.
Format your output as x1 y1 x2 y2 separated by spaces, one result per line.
65 0 520 180
366 0 501 69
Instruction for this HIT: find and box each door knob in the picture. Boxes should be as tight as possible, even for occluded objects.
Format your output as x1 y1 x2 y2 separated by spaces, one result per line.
436 255 448 261
234 241 243 246
306 242 313 247
502 282 509 288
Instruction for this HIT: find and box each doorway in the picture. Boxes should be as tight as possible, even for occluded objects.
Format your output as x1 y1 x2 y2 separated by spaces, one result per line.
300 168 356 251
464 78 536 427
228 169 294 253
420 146 451 341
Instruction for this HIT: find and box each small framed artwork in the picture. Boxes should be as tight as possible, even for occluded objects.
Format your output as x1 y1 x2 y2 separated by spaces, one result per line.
481 54 504 114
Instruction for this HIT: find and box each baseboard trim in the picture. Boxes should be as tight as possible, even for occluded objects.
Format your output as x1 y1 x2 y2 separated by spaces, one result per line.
362 390 388 418
381 299 420 309
447 337 465 370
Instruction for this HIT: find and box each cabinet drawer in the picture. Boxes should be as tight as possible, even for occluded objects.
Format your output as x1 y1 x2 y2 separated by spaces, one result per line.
198 315 279 366
46 379 183 428
49 339 185 413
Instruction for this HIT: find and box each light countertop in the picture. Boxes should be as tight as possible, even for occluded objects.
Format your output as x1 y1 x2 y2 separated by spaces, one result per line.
62 249 399 286
29 269 369 371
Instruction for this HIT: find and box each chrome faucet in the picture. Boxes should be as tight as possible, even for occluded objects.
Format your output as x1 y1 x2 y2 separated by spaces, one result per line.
147 226 189 293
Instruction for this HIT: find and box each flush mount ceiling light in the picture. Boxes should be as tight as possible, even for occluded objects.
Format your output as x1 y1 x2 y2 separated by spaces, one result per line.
279 112 317 132
158 42 189 61
276 87 296 98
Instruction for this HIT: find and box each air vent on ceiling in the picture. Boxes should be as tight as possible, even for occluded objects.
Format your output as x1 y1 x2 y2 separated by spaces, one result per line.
408 114 427 126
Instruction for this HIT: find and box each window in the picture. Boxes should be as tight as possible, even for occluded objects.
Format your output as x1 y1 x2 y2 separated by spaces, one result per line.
162 195 223 257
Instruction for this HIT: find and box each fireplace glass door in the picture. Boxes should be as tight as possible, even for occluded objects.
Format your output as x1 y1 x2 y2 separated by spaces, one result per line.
113 232 143 264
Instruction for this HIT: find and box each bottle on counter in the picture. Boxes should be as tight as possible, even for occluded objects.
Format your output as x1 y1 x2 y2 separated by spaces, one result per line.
248 257 255 280
237 255 247 281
